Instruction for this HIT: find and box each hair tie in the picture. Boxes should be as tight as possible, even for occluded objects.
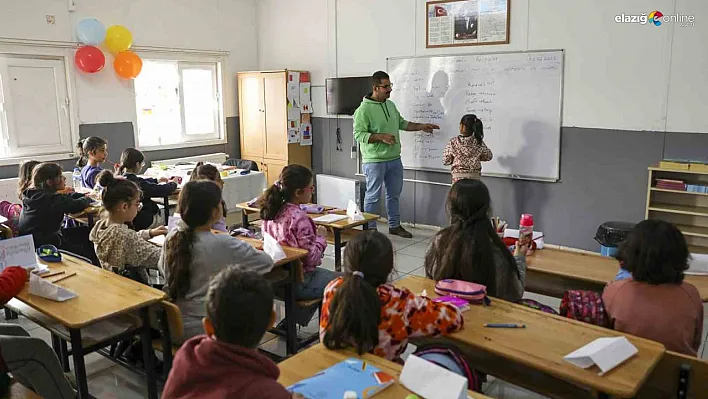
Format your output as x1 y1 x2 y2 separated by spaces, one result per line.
352 271 364 278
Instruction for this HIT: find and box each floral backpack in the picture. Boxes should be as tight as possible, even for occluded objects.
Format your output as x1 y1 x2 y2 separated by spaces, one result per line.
0 201 22 237
559 290 610 328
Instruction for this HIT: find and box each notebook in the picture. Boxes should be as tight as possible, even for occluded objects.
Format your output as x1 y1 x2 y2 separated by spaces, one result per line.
313 214 348 223
288 358 395 399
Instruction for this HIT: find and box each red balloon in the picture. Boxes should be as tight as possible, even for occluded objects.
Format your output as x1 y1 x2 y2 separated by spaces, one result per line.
75 46 105 73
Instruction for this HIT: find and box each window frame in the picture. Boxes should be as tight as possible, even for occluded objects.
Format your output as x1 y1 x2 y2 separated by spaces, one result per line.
133 52 227 152
0 45 79 167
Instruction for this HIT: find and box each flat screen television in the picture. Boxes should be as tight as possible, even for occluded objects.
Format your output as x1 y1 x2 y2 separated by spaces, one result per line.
325 77 372 115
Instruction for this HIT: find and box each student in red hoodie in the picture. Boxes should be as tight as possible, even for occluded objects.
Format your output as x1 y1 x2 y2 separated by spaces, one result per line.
0 266 75 398
162 267 303 399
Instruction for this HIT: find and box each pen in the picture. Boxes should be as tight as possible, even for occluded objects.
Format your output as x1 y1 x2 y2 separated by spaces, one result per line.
484 323 526 328
42 271 65 279
52 272 77 283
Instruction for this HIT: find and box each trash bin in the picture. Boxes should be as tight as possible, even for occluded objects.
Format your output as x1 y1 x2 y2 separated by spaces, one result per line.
594 221 636 257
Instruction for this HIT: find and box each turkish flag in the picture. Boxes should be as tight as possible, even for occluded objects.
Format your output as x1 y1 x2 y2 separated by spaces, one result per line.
435 6 448 17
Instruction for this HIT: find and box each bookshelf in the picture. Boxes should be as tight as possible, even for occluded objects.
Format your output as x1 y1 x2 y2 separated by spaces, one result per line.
646 165 708 254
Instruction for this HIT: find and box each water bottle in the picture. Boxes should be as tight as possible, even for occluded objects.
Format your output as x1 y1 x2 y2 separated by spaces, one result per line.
72 168 82 191
519 214 534 255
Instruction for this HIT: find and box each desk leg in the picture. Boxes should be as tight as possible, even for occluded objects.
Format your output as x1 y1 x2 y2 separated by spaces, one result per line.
284 261 298 356
69 329 89 399
140 307 158 399
162 196 170 225
87 213 94 229
334 229 342 272
597 393 610 399
241 210 249 228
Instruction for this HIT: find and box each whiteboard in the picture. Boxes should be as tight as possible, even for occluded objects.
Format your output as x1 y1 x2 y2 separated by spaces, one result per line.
387 50 564 181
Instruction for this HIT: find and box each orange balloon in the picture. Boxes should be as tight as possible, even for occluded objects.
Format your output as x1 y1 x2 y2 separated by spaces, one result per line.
113 51 142 79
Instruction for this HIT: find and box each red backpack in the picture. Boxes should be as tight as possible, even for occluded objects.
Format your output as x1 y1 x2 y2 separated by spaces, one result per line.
560 290 610 328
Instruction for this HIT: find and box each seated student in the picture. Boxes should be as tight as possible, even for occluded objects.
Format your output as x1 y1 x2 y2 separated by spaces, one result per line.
162 267 303 399
190 163 227 232
80 136 109 189
159 180 274 341
0 266 75 398
89 170 167 274
119 148 179 230
603 220 703 356
0 160 40 237
18 162 93 252
320 231 464 363
424 179 527 302
259 165 337 326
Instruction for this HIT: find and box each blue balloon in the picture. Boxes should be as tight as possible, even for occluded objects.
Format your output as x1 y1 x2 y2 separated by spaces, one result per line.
76 18 106 46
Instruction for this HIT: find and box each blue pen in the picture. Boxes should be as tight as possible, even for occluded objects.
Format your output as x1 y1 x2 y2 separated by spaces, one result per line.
484 323 526 328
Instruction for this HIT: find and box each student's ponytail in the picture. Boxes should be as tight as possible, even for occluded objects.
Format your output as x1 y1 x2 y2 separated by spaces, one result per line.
258 165 313 221
165 180 222 300
323 231 394 355
461 114 484 145
75 140 87 168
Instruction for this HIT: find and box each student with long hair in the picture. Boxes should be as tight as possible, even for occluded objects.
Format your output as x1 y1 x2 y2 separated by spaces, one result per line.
190 162 227 232
0 160 40 237
89 170 167 273
424 179 527 302
604 220 703 356
18 162 93 251
159 180 274 341
17 160 40 201
442 114 493 183
119 148 179 230
320 231 463 362
259 165 336 326
80 136 109 189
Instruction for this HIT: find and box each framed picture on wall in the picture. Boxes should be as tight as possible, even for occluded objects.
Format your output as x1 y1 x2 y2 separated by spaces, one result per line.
426 0 510 48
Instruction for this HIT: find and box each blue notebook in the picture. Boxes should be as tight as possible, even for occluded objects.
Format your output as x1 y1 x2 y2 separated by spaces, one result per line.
288 358 395 399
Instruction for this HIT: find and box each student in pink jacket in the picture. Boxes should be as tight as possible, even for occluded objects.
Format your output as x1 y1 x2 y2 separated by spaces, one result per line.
259 165 338 326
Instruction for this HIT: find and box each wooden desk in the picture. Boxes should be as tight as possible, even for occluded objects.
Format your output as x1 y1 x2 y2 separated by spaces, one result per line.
237 201 379 269
278 344 491 399
526 248 708 302
397 276 665 399
67 205 102 228
13 255 166 399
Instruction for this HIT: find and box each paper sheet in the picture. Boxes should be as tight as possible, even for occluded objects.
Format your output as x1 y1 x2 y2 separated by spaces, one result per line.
564 336 638 375
400 355 467 399
313 214 348 223
288 128 300 144
299 122 313 146
288 104 301 121
346 199 365 221
287 71 301 108
263 232 287 262
28 274 77 302
0 235 38 271
687 253 708 275
300 82 312 113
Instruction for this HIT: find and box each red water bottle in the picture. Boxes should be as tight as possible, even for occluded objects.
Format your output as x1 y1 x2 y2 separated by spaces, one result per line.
519 214 534 255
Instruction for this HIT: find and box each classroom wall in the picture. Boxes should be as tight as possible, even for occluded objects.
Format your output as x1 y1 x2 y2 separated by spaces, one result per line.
259 0 708 251
0 0 256 177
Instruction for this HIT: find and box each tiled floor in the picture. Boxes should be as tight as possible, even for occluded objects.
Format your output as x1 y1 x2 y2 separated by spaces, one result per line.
6 225 708 398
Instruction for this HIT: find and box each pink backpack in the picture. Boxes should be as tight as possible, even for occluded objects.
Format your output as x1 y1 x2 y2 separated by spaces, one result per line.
560 290 610 328
435 279 490 305
0 201 22 237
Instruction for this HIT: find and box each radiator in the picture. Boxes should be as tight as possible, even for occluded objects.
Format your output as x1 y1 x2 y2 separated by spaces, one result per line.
315 174 362 210
0 172 73 203
151 152 228 167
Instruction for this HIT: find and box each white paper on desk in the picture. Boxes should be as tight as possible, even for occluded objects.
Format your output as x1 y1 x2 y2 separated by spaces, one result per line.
313 214 348 223
346 199 365 222
564 336 638 375
28 274 77 302
686 253 708 275
263 232 286 263
400 354 467 399
504 229 545 249
0 235 38 271
32 262 50 275
168 215 181 231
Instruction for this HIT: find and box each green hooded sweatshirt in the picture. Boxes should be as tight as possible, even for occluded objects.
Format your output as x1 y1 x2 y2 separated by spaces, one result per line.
353 96 409 163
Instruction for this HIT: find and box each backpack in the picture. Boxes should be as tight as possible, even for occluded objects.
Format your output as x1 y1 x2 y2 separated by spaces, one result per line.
559 290 610 328
414 343 484 392
434 279 491 305
516 299 559 315
0 201 22 237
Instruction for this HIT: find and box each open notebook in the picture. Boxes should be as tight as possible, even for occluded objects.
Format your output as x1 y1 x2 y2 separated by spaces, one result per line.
287 358 394 399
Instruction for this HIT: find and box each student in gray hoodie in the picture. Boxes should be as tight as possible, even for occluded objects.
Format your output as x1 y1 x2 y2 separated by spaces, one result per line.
89 170 167 275
159 180 274 341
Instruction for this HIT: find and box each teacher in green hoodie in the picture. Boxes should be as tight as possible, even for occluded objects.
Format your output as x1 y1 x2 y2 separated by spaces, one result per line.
354 71 439 238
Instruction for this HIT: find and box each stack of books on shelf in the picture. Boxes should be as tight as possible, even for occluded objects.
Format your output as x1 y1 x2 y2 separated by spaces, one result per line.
656 179 687 191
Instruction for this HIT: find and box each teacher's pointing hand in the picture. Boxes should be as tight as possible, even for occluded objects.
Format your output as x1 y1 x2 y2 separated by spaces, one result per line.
420 123 440 134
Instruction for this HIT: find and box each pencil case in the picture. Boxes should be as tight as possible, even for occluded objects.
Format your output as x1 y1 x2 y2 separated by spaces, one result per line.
435 279 490 305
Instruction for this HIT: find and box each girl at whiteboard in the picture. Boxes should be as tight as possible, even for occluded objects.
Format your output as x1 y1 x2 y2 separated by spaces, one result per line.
442 114 492 183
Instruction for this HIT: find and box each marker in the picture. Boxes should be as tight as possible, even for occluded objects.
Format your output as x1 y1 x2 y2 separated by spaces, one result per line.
484 323 526 328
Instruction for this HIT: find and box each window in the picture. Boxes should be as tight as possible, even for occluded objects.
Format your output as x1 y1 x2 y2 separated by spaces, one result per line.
0 55 74 162
134 60 223 149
